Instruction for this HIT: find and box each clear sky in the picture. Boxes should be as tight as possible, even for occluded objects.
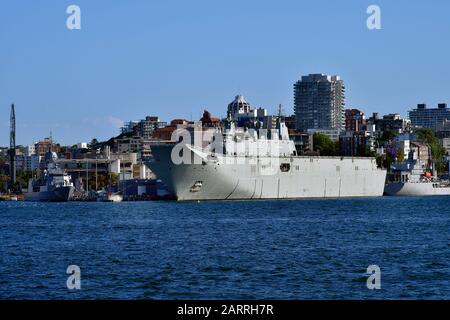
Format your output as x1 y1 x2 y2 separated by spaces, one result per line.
1 0 450 146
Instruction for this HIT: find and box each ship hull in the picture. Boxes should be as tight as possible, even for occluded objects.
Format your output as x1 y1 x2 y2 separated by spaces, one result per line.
384 182 450 196
147 145 387 201
24 186 75 202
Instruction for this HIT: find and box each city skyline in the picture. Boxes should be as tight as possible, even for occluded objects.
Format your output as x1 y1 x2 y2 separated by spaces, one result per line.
2 0 450 145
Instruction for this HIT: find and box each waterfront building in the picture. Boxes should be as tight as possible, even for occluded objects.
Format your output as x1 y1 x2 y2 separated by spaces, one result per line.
441 138 450 156
113 136 152 161
307 128 341 141
152 119 191 141
153 126 177 141
409 103 450 130
345 109 366 132
294 74 345 132
392 132 415 158
287 131 313 155
227 95 252 119
437 120 450 155
14 154 42 172
57 150 153 190
77 142 88 149
120 121 139 135
410 142 431 165
437 119 450 139
35 138 60 155
136 116 167 138
20 145 35 156
26 154 42 171
199 110 221 128
283 115 296 130
367 113 410 135
227 95 268 127
120 117 167 138
339 131 371 157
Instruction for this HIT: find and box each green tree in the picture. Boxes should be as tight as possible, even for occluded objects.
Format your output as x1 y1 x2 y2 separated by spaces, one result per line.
15 170 35 189
415 128 446 160
313 133 338 156
377 129 398 147
415 128 448 173
87 172 120 191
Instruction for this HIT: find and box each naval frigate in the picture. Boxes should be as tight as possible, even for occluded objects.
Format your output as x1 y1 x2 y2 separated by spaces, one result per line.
24 152 74 202
147 119 387 201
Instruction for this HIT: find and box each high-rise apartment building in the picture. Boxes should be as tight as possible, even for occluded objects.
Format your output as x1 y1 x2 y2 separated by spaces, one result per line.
294 74 345 132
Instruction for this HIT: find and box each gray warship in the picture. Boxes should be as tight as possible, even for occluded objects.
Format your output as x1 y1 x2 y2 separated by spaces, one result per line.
147 119 387 201
24 152 75 202
384 158 450 196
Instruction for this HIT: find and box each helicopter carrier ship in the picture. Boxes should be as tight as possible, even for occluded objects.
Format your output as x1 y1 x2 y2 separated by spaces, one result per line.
147 119 387 201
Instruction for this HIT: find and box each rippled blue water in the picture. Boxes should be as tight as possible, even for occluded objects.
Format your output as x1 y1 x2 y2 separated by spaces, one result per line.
1 197 450 299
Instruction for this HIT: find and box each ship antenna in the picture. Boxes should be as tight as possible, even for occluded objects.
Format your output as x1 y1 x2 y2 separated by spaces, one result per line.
278 104 284 119
50 131 53 152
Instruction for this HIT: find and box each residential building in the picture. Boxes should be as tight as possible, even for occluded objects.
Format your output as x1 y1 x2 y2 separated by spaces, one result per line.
367 113 410 134
77 142 88 149
114 136 152 161
283 115 296 130
136 116 167 138
441 138 450 156
339 132 367 157
227 95 268 127
288 131 313 154
410 142 431 165
35 138 60 155
227 95 252 119
120 116 167 138
345 109 366 132
437 119 450 139
294 73 345 132
20 145 35 156
120 121 139 135
392 132 415 158
14 153 42 172
200 110 222 128
152 119 190 141
153 126 177 141
409 103 450 130
307 129 341 141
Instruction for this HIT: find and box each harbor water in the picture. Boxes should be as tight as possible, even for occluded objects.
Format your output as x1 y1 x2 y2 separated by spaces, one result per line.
1 197 450 299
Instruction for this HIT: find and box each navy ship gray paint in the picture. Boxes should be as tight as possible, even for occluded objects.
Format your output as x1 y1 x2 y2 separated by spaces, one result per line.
148 121 387 201
24 152 74 202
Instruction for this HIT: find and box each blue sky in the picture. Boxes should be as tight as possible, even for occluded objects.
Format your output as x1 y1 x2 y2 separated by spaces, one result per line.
1 0 450 146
